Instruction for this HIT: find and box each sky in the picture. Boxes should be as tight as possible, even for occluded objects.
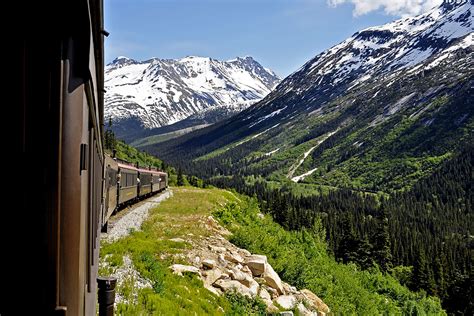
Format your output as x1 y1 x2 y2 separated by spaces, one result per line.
104 0 443 77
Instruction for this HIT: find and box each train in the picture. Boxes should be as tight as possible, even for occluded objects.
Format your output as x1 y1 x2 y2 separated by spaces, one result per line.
5 0 167 314
103 155 168 231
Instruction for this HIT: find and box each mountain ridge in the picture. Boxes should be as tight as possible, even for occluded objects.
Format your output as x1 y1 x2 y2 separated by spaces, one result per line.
105 55 281 140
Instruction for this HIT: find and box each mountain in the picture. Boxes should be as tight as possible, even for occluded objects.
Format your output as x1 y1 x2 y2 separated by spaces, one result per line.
149 3 473 313
105 56 280 141
153 1 473 191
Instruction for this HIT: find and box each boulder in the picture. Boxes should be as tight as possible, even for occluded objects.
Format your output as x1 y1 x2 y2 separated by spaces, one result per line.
170 264 200 276
214 279 252 298
246 278 260 297
301 289 330 314
259 287 272 302
296 303 316 316
203 269 222 287
274 295 298 310
225 252 244 264
202 259 216 269
263 263 284 294
246 255 267 276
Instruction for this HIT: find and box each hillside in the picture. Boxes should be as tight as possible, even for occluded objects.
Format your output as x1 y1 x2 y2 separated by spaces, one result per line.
105 56 280 142
147 2 473 313
100 187 444 315
152 2 473 192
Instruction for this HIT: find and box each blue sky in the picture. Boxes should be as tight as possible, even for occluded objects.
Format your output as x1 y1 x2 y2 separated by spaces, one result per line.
104 0 439 77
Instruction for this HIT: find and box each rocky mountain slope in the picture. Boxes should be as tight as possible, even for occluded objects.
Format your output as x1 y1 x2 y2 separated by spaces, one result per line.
152 1 473 191
105 56 280 140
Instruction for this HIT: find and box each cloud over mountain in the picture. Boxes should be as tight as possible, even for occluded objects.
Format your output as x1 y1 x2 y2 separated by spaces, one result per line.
328 0 443 17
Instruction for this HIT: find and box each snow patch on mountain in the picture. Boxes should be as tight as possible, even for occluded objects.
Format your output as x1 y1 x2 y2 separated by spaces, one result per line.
105 56 280 129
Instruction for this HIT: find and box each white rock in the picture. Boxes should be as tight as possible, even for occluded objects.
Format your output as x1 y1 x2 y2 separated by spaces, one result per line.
170 264 200 276
275 295 298 310
204 269 222 287
246 255 267 276
263 263 284 294
225 252 244 264
169 238 185 243
296 303 316 316
280 312 294 316
259 288 272 301
300 289 330 314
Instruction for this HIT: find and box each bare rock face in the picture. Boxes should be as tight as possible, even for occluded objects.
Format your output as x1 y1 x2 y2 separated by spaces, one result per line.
275 295 298 310
301 289 330 314
246 255 267 276
263 263 285 295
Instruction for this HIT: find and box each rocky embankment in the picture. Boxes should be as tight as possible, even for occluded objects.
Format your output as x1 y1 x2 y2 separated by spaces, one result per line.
169 216 330 315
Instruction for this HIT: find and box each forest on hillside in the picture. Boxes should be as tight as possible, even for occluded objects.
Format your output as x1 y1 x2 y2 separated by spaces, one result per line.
181 146 473 314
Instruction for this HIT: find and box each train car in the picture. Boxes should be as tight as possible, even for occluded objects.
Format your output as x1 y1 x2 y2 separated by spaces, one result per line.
159 171 169 190
151 171 164 193
118 163 139 204
138 168 153 197
6 0 105 314
104 155 119 228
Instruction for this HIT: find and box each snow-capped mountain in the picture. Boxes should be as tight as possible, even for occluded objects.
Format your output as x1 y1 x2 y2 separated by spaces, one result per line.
153 1 473 187
105 56 280 132
244 1 473 123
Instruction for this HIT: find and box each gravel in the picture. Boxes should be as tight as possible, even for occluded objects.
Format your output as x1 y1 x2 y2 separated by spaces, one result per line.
104 190 172 242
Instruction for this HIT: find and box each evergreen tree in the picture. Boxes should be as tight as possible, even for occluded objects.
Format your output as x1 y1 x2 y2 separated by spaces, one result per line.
372 211 392 271
177 168 185 186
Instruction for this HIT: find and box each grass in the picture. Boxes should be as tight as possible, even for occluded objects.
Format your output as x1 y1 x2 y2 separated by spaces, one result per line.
99 187 262 315
100 186 444 315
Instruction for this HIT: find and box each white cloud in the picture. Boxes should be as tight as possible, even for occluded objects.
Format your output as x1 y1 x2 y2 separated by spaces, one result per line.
327 0 443 17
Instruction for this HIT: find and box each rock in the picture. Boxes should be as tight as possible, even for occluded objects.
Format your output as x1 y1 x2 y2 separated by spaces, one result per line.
301 289 330 314
259 288 272 301
241 265 252 274
204 269 222 287
246 255 267 276
265 286 279 298
280 312 294 316
240 249 251 257
170 264 201 276
275 295 298 310
193 256 201 265
229 269 248 282
205 284 222 296
169 238 185 243
202 259 216 269
246 278 260 297
214 279 252 297
217 254 228 267
208 245 226 253
257 213 265 219
225 252 244 264
296 303 315 316
219 273 230 280
263 263 285 294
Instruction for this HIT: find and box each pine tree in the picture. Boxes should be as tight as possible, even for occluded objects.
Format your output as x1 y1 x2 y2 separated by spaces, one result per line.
177 168 185 186
373 211 392 271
